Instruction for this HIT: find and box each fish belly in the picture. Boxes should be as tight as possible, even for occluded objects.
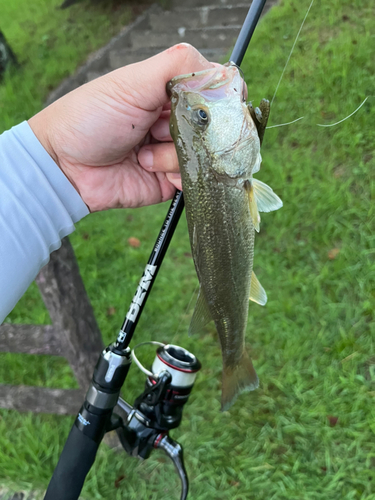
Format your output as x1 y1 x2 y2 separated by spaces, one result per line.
183 168 258 409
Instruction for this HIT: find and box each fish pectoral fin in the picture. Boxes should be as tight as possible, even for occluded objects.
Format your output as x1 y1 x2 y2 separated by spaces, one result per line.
249 271 267 306
221 350 259 411
189 287 212 336
253 178 283 213
245 180 260 232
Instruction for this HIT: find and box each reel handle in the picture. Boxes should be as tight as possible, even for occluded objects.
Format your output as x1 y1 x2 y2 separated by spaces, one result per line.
155 434 189 500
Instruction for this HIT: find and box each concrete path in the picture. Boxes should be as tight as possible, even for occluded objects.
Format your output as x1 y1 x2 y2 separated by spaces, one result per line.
47 0 277 104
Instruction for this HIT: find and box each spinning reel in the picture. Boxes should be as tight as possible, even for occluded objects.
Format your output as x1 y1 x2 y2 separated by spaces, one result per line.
44 338 200 500
116 342 201 499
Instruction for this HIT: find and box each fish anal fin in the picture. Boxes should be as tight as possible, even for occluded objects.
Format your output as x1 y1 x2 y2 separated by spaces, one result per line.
244 180 260 232
249 271 267 306
189 287 212 336
253 178 283 213
221 350 259 411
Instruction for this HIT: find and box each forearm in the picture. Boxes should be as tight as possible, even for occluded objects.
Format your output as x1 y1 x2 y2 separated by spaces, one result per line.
0 121 89 323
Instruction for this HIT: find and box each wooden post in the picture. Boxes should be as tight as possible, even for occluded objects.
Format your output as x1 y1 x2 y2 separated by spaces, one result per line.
35 237 104 389
0 237 104 415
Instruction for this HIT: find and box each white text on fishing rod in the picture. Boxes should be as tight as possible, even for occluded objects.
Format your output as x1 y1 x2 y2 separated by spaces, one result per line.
126 265 157 322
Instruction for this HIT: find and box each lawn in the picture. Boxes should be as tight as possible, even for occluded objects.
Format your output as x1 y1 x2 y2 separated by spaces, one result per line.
0 0 134 133
0 0 374 499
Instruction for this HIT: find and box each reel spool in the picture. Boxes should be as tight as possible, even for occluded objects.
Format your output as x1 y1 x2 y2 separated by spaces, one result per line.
133 343 201 430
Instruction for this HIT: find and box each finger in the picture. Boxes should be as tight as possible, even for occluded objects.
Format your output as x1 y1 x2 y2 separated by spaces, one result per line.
150 116 171 141
138 142 179 173
159 110 171 119
166 172 182 191
116 44 215 110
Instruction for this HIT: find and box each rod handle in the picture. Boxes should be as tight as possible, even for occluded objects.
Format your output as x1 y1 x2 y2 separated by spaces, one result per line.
44 424 99 500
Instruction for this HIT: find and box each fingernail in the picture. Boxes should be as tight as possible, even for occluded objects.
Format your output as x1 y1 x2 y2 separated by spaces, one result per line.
167 173 181 180
139 148 153 169
158 119 171 139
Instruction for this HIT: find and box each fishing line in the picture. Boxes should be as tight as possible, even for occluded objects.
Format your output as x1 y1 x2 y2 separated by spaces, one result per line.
266 116 305 129
172 283 199 340
270 0 314 107
231 115 248 159
316 97 371 127
229 62 247 102
265 97 370 129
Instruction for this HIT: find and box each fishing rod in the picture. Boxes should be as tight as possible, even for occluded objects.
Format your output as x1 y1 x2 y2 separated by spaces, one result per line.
43 1 267 499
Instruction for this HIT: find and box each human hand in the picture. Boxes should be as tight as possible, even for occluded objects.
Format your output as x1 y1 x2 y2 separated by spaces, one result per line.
28 44 215 212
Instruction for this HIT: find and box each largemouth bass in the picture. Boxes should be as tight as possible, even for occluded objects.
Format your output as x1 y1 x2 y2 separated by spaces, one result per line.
168 63 282 410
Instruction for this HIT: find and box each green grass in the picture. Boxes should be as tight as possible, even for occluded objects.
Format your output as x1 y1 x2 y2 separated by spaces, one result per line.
0 0 134 133
1 0 375 498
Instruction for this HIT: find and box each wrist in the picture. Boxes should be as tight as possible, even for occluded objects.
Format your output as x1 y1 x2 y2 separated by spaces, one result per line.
28 111 76 190
28 112 89 211
28 111 60 168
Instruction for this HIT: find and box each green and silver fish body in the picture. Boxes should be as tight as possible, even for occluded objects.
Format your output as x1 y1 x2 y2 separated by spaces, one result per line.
168 63 282 410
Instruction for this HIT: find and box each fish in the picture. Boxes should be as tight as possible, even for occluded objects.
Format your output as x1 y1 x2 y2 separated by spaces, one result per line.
167 62 282 410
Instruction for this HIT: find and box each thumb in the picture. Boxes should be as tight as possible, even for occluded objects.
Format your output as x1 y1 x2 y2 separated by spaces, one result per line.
114 44 216 111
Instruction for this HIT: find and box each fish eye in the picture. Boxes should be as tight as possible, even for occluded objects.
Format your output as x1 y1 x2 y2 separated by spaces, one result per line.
192 107 210 127
198 109 207 121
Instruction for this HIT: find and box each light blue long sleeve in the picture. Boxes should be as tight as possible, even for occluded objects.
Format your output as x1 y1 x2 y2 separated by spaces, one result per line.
0 121 89 323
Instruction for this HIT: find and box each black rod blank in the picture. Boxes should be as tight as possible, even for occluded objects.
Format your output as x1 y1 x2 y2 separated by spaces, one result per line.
230 0 267 66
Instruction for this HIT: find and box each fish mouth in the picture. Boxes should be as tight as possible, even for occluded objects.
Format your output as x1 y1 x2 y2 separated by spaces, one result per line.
167 62 245 102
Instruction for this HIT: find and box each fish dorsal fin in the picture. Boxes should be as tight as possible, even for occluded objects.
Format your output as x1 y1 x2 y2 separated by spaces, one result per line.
244 180 260 232
253 179 283 213
249 271 267 306
247 99 270 146
189 287 212 336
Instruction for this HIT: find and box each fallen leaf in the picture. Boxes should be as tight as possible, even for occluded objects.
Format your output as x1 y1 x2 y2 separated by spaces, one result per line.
327 415 339 427
363 153 373 164
341 351 359 363
107 307 116 316
229 481 240 487
82 232 90 240
128 237 141 248
333 165 346 178
184 252 192 258
250 463 274 471
114 474 125 488
328 248 340 260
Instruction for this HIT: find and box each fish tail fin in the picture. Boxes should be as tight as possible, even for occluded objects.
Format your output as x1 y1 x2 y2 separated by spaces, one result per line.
221 350 259 411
